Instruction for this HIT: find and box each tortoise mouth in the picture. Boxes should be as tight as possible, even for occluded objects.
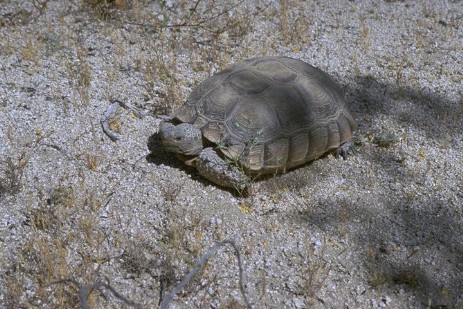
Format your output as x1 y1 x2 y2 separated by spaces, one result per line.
161 139 202 156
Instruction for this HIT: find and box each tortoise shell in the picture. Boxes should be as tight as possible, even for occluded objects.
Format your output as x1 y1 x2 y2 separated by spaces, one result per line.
172 56 357 174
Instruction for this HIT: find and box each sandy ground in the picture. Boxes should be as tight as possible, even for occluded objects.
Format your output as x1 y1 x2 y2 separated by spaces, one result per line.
1 0 462 308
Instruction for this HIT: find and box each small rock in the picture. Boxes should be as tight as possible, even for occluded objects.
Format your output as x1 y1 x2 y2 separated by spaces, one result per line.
355 284 366 295
383 295 392 305
293 298 305 308
314 239 323 249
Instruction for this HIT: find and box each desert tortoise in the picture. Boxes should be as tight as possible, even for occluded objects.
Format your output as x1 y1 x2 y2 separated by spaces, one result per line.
159 56 357 191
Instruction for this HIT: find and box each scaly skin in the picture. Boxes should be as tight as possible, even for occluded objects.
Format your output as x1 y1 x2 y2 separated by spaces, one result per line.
159 121 250 190
159 121 203 156
196 147 250 191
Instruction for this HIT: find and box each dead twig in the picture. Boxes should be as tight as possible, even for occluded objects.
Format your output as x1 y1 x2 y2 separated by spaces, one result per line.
50 278 141 309
101 99 147 142
160 239 251 309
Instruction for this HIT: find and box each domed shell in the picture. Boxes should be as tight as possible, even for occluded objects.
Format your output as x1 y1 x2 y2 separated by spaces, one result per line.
172 56 357 174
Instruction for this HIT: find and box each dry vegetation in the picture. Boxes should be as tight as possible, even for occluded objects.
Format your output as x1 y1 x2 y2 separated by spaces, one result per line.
1 0 462 308
0 1 315 307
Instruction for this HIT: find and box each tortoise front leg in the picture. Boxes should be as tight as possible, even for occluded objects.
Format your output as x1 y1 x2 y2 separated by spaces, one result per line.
196 147 250 192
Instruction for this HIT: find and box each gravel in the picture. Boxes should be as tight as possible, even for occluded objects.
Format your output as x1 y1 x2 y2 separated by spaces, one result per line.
1 0 462 308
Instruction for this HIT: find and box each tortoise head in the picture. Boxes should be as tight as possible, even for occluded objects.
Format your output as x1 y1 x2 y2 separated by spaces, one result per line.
159 121 203 156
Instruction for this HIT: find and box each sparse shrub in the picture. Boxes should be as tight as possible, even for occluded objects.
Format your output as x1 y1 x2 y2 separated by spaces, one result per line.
0 154 28 197
373 131 399 147
82 0 129 20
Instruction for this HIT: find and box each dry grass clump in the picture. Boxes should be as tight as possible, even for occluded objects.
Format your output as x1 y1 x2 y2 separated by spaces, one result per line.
276 0 312 51
0 1 378 307
0 154 28 197
128 0 260 114
82 0 130 20
3 183 220 307
2 185 113 308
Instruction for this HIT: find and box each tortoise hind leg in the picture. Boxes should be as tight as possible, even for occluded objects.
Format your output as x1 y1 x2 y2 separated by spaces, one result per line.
196 147 250 192
335 140 357 160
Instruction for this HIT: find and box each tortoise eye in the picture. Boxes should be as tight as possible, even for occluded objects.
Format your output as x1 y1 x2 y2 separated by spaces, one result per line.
175 137 182 141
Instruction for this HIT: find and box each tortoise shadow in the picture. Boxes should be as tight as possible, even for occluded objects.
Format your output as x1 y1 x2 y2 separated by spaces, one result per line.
343 75 462 140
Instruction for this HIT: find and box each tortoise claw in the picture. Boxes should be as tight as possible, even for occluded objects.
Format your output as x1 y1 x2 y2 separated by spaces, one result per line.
335 140 356 160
